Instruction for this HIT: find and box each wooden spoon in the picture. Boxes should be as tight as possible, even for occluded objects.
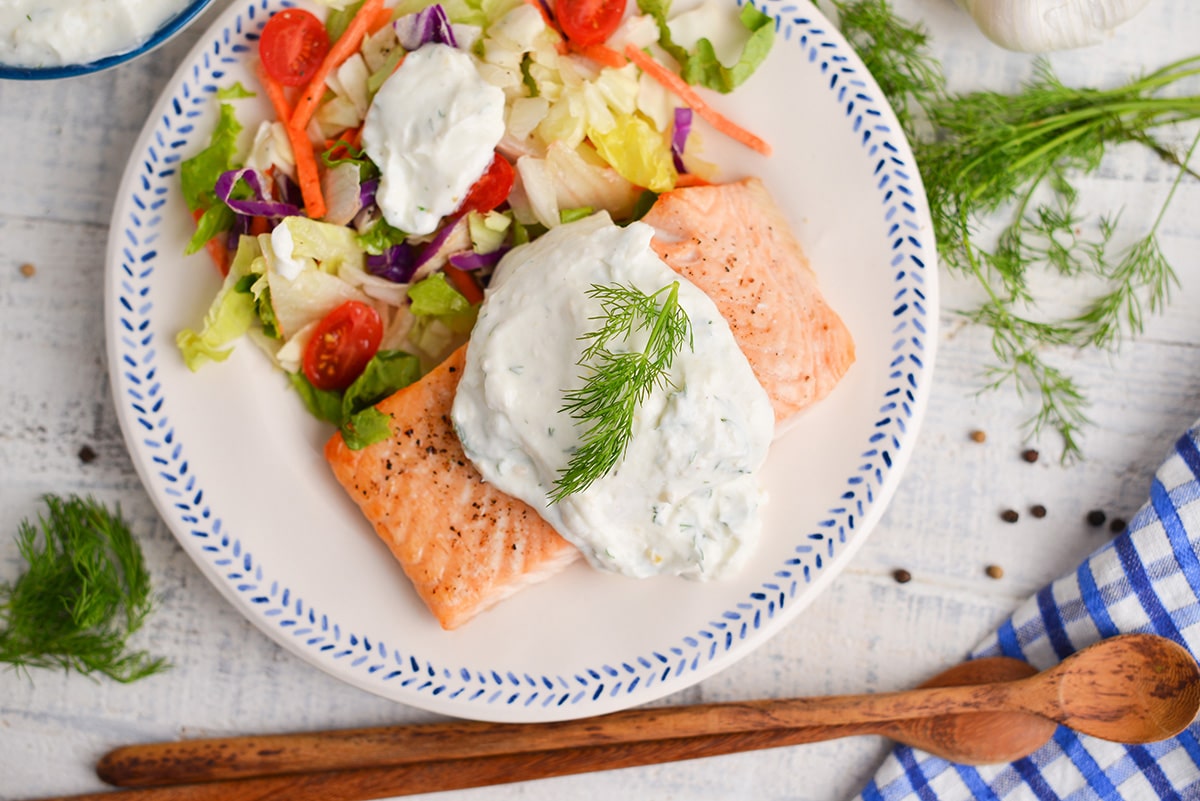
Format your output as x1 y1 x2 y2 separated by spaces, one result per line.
27 634 1197 801
94 656 1051 791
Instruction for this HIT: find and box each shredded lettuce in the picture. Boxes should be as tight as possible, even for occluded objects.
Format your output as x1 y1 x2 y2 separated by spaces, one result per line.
176 237 263 370
638 0 774 93
279 216 367 274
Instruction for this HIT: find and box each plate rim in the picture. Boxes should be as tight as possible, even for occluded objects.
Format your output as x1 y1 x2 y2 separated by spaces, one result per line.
104 0 939 722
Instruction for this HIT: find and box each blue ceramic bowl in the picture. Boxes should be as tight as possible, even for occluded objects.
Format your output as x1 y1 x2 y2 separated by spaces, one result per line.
0 0 214 80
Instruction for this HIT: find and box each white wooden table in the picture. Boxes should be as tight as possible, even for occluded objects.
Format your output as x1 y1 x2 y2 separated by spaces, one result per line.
2 1 1199 799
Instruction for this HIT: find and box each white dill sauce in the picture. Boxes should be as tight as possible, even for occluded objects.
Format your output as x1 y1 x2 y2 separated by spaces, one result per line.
0 0 190 69
452 213 774 580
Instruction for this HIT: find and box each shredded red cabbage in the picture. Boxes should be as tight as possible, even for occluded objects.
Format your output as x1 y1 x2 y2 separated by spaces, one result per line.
359 177 379 209
215 168 301 218
448 247 508 271
394 4 457 50
274 171 304 209
367 242 418 283
413 216 466 271
671 107 693 174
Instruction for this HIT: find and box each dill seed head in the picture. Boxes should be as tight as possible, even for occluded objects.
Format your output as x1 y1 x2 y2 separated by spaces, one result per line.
1000 509 1019 523
1086 509 1107 527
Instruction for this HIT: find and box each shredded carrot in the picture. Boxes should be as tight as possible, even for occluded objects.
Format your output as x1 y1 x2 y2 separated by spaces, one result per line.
288 121 327 219
256 62 293 122
366 1 397 33
443 264 485 305
191 209 231 276
673 172 712 188
255 61 325 216
291 0 386 132
576 43 626 69
249 216 272 236
623 45 771 157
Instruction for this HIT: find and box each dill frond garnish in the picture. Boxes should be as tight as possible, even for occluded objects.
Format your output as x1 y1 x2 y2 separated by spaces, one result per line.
551 281 693 502
0 495 168 682
829 0 1200 460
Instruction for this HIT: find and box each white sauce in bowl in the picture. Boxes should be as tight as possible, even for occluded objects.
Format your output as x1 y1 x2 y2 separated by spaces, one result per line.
0 0 190 69
452 214 774 580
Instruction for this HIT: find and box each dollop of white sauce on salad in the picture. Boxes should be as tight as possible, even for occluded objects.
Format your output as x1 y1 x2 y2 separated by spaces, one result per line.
0 0 188 68
451 214 774 580
361 42 506 236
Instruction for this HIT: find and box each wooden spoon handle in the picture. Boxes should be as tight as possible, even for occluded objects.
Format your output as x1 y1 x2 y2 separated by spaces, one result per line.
99 682 1027 788
98 712 882 787
45 727 878 801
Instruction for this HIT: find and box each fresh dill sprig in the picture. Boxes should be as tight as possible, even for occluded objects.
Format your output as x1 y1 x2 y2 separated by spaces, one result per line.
828 0 1200 461
551 282 693 502
0 495 168 682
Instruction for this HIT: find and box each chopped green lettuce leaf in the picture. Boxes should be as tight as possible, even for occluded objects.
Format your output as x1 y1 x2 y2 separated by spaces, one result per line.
356 219 408 256
176 270 256 370
279 216 367 274
216 82 256 100
408 273 471 317
185 204 234 255
638 0 774 93
325 0 366 43
289 349 423 450
180 102 243 213
176 236 267 369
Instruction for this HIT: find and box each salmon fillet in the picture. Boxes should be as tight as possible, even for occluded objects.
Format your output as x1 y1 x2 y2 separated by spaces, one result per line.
642 178 855 422
324 345 580 630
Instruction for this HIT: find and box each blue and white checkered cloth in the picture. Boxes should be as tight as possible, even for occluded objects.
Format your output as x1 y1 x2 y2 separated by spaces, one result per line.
855 424 1200 800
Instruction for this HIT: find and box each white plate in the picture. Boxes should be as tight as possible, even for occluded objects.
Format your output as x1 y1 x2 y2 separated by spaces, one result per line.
105 0 937 722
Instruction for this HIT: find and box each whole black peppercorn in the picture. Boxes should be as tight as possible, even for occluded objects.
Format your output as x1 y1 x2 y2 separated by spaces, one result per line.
892 569 912 584
1086 509 1107 527
1021 448 1039 463
78 445 97 464
1000 509 1019 523
1109 518 1127 534
1030 504 1047 518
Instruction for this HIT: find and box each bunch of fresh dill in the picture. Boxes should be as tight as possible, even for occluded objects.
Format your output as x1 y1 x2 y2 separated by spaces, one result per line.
828 0 1200 460
0 495 168 682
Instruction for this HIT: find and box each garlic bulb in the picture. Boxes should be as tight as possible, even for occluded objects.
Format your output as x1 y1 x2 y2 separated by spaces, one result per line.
955 0 1153 52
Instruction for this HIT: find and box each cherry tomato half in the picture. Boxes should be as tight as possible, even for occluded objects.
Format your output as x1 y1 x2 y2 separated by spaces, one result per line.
458 152 516 216
259 8 330 87
302 301 383 392
554 0 626 47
